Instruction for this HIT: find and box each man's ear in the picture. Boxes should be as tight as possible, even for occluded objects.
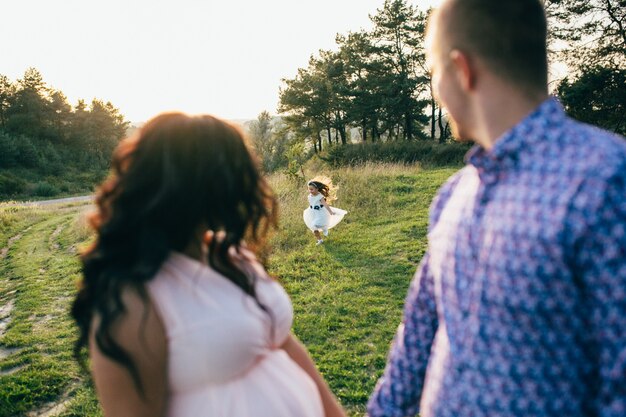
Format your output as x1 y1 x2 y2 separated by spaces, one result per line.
449 49 474 92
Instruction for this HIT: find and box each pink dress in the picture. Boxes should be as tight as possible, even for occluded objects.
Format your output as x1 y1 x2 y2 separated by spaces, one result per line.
147 251 324 417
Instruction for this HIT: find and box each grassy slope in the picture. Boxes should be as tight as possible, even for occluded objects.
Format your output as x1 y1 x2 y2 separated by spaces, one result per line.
0 164 457 416
0 204 100 416
269 165 452 414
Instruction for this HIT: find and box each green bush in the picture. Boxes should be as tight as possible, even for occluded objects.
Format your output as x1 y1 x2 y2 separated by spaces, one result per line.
0 173 27 196
0 133 19 168
32 181 60 197
59 182 71 193
322 141 471 167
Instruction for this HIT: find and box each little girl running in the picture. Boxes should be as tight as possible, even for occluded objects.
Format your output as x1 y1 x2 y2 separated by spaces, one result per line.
303 177 347 245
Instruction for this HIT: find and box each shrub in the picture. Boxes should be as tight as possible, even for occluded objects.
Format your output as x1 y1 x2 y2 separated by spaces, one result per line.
59 182 71 193
0 133 19 168
32 181 60 197
0 173 27 196
322 141 471 167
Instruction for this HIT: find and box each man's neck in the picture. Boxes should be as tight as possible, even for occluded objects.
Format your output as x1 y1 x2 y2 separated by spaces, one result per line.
472 84 549 151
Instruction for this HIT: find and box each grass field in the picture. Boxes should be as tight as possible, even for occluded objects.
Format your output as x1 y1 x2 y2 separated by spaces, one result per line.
0 163 458 416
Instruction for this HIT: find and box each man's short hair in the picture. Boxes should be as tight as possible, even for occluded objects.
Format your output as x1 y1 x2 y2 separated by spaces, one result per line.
441 0 548 92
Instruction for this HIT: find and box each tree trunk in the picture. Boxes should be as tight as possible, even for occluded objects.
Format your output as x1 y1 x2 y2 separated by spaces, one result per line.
437 106 445 143
317 130 322 152
308 120 316 153
362 120 367 142
326 126 332 145
339 125 347 145
430 99 436 140
405 112 412 140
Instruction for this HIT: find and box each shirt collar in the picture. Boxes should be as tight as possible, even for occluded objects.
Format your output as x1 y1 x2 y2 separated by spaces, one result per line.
466 97 565 170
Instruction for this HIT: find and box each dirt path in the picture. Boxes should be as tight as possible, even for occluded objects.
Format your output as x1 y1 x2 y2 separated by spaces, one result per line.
17 195 93 206
1 195 93 207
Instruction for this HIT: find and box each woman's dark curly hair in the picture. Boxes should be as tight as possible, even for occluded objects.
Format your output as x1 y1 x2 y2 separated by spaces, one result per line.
71 112 278 392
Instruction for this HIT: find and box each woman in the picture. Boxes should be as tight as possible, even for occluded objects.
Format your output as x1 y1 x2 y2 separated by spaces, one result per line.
71 113 346 417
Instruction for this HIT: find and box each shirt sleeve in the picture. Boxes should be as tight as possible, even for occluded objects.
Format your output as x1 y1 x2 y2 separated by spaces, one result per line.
367 253 439 417
570 165 626 417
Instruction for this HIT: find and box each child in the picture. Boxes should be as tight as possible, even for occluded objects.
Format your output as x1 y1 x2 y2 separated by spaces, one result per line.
303 177 347 245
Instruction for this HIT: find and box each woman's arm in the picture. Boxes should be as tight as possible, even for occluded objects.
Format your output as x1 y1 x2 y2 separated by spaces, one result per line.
89 288 168 417
281 333 346 417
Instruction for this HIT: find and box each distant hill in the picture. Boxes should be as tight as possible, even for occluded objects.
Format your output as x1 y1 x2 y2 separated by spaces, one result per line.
124 119 255 136
125 123 143 138
229 119 255 127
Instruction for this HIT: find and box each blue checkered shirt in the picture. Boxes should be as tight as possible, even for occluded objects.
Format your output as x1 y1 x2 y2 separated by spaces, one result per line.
368 98 626 417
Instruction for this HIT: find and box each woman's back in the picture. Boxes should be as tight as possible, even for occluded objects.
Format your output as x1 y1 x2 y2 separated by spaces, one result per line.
147 251 324 417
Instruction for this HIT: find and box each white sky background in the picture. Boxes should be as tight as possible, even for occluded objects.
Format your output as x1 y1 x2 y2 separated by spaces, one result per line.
2 0 442 124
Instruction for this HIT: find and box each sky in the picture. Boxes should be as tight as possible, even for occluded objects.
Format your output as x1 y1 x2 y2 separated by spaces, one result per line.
2 0 442 124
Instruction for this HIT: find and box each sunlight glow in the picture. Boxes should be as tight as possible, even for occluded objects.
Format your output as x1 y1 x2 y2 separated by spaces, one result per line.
2 0 442 123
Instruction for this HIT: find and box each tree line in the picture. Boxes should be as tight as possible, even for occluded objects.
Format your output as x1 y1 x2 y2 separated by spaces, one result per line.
1 0 623 187
278 0 437 153
547 0 625 136
256 0 624 166
0 67 128 174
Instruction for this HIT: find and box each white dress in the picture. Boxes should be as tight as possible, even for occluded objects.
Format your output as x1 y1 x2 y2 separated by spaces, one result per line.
302 193 347 232
146 251 324 417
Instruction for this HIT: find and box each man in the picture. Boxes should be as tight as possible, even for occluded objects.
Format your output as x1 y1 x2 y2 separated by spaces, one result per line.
367 0 626 416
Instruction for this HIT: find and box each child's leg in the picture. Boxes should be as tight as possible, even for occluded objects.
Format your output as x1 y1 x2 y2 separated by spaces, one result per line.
313 230 324 244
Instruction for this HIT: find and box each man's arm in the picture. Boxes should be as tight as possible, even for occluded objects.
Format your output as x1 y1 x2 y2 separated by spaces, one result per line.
367 254 439 417
571 166 626 417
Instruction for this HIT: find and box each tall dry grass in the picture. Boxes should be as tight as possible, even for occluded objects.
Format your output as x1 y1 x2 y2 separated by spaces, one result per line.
267 162 426 251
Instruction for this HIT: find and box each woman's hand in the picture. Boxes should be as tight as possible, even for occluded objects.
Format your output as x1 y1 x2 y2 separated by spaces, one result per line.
281 334 347 417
